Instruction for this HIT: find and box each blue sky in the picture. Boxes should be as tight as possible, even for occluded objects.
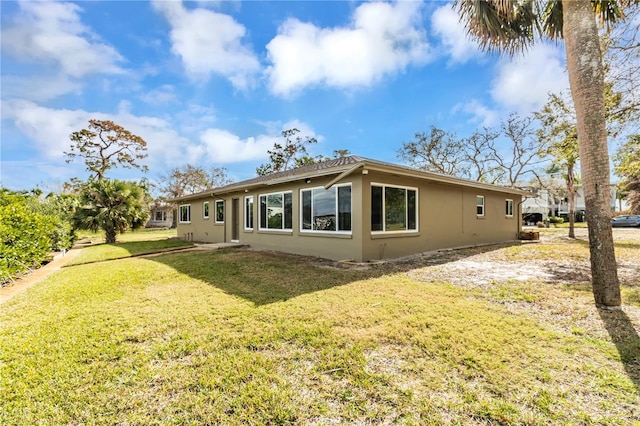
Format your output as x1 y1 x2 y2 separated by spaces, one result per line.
0 0 570 192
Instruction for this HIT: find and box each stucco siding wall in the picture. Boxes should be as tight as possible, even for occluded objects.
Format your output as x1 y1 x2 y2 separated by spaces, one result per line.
176 200 225 242
177 176 365 261
176 170 523 262
361 172 521 260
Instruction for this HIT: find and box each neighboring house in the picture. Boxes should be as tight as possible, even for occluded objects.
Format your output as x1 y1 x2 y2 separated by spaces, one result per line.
557 184 629 215
172 156 531 262
147 203 175 228
522 189 550 225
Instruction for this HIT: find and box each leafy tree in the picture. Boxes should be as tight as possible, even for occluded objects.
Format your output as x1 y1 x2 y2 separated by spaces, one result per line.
614 134 640 214
0 189 56 283
536 93 580 237
455 0 632 308
399 114 544 186
399 127 468 176
159 165 231 200
256 129 318 176
604 6 640 130
74 179 150 244
65 120 149 180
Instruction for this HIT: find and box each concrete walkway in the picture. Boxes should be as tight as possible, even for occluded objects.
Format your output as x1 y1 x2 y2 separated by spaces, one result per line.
0 248 83 304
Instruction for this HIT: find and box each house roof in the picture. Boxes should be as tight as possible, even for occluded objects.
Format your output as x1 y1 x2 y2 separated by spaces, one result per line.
171 155 533 202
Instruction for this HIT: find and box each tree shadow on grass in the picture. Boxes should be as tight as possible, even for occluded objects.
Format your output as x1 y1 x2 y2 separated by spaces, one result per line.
598 308 640 395
149 244 518 306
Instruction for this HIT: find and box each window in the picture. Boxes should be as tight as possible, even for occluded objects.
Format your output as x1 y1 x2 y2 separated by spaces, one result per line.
476 196 485 217
259 191 293 230
301 184 351 233
203 201 210 219
179 205 191 223
245 196 254 230
371 184 417 232
215 200 224 223
154 210 166 221
505 199 514 217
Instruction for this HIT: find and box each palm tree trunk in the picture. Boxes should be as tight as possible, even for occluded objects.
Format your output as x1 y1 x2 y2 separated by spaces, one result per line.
105 226 117 244
562 0 621 308
567 163 575 239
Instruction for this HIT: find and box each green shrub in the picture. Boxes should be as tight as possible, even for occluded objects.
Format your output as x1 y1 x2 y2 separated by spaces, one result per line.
548 216 565 224
0 202 55 283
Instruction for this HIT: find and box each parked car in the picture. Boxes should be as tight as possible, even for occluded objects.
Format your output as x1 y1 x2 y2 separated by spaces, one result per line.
611 215 640 227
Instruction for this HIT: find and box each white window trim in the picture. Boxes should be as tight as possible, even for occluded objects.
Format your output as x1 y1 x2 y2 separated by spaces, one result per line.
299 183 352 235
203 201 210 219
371 182 419 234
179 204 191 224
215 200 224 223
505 199 514 218
258 191 293 231
244 195 254 231
477 195 485 217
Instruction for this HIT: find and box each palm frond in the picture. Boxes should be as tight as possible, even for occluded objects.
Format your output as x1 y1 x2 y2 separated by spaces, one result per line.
454 0 538 55
591 0 625 32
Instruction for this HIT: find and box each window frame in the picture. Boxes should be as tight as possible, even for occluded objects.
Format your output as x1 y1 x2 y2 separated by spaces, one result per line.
213 200 225 223
258 191 293 231
505 199 514 217
203 201 210 219
300 183 352 234
371 183 419 234
476 195 485 217
154 210 166 221
244 195 254 230
179 204 191 223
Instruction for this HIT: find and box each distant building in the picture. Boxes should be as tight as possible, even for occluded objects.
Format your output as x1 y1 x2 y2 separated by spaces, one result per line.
521 184 628 225
147 202 175 228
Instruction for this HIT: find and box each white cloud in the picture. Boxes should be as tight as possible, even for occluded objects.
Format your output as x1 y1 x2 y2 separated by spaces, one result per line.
266 1 430 96
431 3 481 64
197 120 320 163
490 43 568 113
453 99 501 127
0 74 82 102
1 100 189 170
196 129 278 163
139 85 178 105
1 0 123 78
152 0 260 89
2 99 317 181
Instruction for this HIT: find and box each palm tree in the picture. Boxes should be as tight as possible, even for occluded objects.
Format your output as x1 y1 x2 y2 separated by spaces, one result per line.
75 179 150 243
455 0 633 309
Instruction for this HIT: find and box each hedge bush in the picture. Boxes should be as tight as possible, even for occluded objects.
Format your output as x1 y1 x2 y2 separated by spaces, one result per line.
0 201 55 283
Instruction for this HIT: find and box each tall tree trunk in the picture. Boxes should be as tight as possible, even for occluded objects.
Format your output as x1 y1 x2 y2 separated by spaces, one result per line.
562 0 621 308
567 163 576 239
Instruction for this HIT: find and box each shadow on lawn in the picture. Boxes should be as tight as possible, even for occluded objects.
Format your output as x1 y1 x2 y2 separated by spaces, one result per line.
598 309 640 394
150 244 515 306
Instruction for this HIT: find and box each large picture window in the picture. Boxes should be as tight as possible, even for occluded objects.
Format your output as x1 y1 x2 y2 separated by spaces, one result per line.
259 191 292 230
301 184 351 233
215 200 224 223
179 204 191 223
371 184 417 232
155 210 166 221
245 196 254 230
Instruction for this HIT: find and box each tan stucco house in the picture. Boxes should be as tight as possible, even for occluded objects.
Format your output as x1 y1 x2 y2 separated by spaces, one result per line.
172 156 531 262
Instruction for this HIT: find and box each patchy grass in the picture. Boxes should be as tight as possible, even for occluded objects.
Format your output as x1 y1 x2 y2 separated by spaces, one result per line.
1 238 639 424
67 238 193 266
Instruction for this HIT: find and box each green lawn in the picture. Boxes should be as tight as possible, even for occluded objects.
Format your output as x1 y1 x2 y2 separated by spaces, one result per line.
1 236 639 424
67 238 194 266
